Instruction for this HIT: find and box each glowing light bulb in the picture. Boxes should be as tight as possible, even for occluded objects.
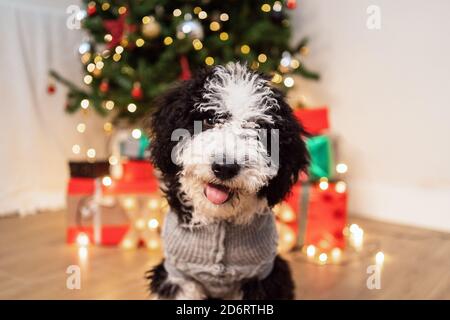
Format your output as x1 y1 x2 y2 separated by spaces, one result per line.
173 9 182 17
219 32 229 41
271 73 282 84
148 199 160 210
86 148 96 159
273 1 283 12
102 176 112 187
147 218 159 229
319 180 329 190
121 238 134 249
87 63 95 72
192 39 203 50
331 248 342 261
164 36 173 45
376 251 385 265
135 218 146 230
72 144 81 154
77 122 86 133
80 99 89 109
205 57 214 66
83 75 93 84
318 253 328 264
108 155 118 166
123 197 136 211
240 45 250 54
261 3 271 12
306 245 316 257
283 76 294 88
131 129 142 139
258 54 267 63
219 13 229 21
335 181 347 193
336 163 348 174
198 11 207 19
115 46 124 54
78 247 88 260
127 103 137 113
147 238 160 250
209 21 220 31
349 224 364 250
280 208 295 223
349 224 360 233
105 100 114 110
76 232 90 247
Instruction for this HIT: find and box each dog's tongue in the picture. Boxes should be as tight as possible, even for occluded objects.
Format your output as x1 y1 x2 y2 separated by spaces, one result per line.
205 183 230 205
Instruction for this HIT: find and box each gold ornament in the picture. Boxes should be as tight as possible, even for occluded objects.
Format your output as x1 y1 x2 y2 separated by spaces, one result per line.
141 16 161 39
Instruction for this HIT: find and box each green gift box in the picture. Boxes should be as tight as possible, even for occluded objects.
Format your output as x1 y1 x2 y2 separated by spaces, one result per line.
306 135 334 181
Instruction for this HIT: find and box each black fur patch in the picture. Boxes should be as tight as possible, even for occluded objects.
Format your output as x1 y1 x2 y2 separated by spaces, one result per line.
241 255 295 300
145 260 180 299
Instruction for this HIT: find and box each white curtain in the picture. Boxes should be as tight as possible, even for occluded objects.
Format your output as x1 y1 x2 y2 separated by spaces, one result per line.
0 0 107 216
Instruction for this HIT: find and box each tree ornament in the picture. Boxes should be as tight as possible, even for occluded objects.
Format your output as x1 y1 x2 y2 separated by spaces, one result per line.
177 17 204 40
87 3 97 16
286 0 297 10
103 13 137 49
99 80 109 93
141 16 161 39
47 83 56 94
279 51 293 73
179 55 192 80
131 82 143 100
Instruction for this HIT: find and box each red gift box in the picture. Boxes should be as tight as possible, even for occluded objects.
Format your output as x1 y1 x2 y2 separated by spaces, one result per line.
66 161 160 245
282 181 347 251
294 107 329 135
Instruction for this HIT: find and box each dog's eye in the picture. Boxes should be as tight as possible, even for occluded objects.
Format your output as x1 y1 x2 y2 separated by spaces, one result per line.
203 117 216 129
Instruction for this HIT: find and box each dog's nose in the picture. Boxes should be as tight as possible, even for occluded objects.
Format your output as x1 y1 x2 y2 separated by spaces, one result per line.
211 162 240 180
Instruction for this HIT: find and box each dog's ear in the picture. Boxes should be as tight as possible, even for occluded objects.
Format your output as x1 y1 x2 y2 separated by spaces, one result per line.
259 89 310 206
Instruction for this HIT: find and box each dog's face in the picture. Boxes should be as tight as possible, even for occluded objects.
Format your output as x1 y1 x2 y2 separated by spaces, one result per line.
150 63 309 224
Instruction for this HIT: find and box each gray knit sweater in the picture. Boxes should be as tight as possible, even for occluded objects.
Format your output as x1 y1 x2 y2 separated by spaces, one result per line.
162 209 278 297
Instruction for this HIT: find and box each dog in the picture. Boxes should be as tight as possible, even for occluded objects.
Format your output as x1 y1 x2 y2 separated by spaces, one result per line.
146 62 309 299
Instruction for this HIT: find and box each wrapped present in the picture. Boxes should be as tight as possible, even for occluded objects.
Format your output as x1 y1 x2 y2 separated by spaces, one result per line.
294 107 329 135
306 135 334 181
278 181 348 252
66 161 164 248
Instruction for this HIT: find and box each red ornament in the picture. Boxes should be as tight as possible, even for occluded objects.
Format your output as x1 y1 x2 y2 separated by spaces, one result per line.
286 0 297 10
131 82 143 100
99 80 109 93
87 4 97 16
47 84 56 94
179 55 192 80
103 12 137 49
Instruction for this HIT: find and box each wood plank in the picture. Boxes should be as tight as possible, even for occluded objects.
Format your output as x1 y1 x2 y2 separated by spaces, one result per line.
0 212 449 299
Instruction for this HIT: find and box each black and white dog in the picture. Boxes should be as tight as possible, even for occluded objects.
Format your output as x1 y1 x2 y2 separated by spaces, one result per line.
147 62 309 299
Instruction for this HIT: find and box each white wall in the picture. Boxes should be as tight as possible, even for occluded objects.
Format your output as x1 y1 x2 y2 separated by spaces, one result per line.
290 0 450 232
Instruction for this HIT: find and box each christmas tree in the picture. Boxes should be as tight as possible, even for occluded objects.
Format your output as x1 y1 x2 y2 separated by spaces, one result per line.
51 0 319 124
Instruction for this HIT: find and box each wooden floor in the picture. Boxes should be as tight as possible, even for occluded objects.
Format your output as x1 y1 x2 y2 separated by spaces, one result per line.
0 211 449 299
